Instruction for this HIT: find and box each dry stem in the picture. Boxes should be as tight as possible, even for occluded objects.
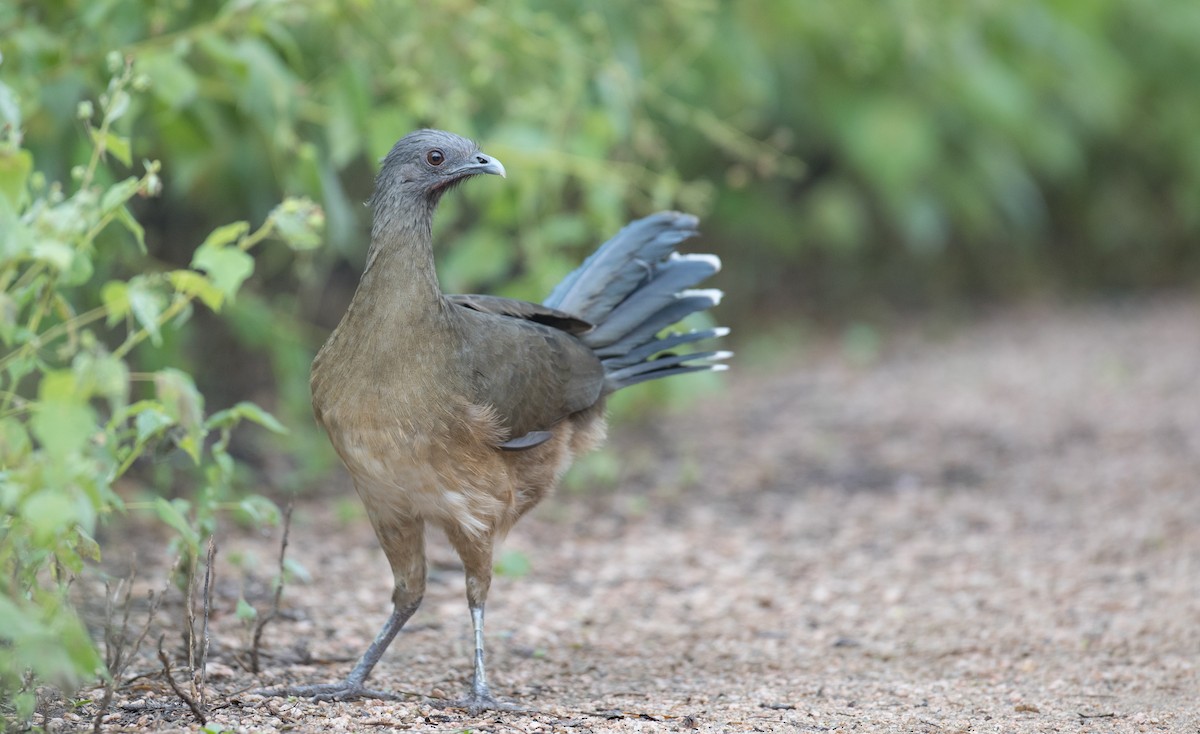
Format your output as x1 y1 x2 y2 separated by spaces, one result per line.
157 635 207 725
251 500 293 673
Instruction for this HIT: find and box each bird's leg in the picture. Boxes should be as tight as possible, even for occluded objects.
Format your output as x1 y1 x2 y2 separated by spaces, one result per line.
444 525 525 714
257 514 426 702
469 602 490 701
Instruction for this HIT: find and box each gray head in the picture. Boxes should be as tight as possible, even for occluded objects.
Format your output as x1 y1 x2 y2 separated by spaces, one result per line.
372 129 505 206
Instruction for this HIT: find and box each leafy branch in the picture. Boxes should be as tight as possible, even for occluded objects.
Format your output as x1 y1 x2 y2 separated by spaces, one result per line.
0 57 324 729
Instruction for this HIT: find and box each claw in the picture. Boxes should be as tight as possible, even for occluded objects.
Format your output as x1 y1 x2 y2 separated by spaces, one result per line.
452 691 528 716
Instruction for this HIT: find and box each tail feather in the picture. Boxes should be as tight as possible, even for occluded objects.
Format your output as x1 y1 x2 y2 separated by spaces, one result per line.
543 212 700 322
604 361 730 391
544 211 728 395
583 253 720 348
605 349 732 385
593 290 722 359
601 326 730 370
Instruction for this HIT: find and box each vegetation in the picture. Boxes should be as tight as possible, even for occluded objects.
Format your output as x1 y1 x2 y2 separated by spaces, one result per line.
0 0 1197 726
0 54 319 725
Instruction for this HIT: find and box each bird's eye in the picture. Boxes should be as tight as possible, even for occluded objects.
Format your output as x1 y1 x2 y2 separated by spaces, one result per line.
426 149 445 166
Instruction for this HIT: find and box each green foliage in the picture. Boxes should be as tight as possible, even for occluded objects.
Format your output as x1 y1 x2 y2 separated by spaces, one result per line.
3 0 777 484
5 0 1193 356
0 62 322 722
706 0 1200 304
0 0 1196 716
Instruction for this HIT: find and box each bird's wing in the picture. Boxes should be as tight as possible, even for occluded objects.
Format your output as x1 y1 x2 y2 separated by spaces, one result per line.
448 295 605 449
447 294 594 335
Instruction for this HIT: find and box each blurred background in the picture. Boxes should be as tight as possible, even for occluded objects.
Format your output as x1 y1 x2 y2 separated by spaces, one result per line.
4 0 1199 488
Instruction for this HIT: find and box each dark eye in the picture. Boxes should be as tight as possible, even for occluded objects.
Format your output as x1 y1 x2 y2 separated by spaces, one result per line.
426 149 445 166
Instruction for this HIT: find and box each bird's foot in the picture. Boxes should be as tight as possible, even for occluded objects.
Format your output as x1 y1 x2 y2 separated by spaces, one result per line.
449 686 528 716
254 680 405 702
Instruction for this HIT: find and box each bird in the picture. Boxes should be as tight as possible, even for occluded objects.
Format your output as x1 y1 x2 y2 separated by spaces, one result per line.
262 129 729 711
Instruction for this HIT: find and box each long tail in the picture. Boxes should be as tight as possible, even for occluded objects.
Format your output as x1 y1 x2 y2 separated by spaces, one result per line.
543 211 730 393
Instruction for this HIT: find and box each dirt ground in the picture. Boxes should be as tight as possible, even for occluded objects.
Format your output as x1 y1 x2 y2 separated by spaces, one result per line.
63 297 1200 733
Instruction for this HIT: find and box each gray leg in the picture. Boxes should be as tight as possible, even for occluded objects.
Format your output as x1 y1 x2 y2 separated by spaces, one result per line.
257 598 421 701
258 513 426 702
444 526 526 714
469 603 490 700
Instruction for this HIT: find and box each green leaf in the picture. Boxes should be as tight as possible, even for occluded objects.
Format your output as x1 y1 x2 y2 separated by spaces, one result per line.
31 401 97 459
32 239 73 271
191 224 254 302
0 417 32 464
39 368 82 401
0 594 102 691
100 176 140 212
233 401 288 434
154 368 205 462
104 90 130 125
12 692 36 720
76 528 102 562
197 220 250 251
31 372 97 460
73 349 129 409
114 206 146 252
0 197 29 262
91 129 132 168
0 291 15 345
100 280 130 326
235 596 258 622
0 146 33 210
270 197 325 251
0 595 35 639
63 246 94 287
0 80 20 131
212 445 234 478
168 270 225 311
21 491 75 541
238 495 280 526
134 405 174 444
153 497 200 555
60 609 104 679
283 557 312 584
193 245 254 302
127 276 167 345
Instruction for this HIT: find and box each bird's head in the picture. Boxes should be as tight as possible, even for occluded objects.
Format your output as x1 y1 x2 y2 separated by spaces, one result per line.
372 129 505 206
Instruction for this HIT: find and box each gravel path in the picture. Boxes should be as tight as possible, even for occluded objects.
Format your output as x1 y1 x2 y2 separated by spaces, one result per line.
77 298 1199 733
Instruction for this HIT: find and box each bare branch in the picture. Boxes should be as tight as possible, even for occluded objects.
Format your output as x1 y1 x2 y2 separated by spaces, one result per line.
157 635 207 725
93 555 179 734
251 500 293 674
198 536 217 709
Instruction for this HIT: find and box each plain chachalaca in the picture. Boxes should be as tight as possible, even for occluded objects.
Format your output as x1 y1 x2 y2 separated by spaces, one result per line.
266 129 728 711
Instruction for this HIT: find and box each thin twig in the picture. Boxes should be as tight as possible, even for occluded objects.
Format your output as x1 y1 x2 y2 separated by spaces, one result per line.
198 537 217 709
93 571 134 734
157 636 207 725
93 554 180 734
91 682 115 734
127 554 183 671
184 550 198 702
251 500 293 674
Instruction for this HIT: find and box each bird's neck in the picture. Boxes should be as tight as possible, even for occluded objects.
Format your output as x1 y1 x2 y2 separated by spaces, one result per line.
357 195 444 316
310 193 455 420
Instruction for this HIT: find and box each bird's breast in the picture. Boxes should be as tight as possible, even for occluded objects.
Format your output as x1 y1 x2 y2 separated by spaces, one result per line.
315 386 514 539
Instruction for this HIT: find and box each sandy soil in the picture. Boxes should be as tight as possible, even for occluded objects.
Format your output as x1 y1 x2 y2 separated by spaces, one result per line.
58 297 1200 732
